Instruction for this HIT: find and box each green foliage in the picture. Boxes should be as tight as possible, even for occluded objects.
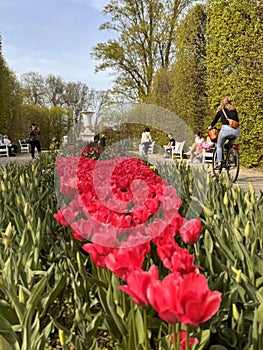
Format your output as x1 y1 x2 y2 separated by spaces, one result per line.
0 39 23 140
206 0 263 167
20 104 72 149
0 153 103 349
171 4 210 133
92 0 195 101
1 151 263 349
160 161 263 349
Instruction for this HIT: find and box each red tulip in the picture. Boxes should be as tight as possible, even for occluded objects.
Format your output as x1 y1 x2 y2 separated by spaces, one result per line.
119 265 159 306
82 243 113 268
147 272 182 324
176 272 221 326
179 219 202 244
104 244 150 281
54 206 75 227
157 243 198 275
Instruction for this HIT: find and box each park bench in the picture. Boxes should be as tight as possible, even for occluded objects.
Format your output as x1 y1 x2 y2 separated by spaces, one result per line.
19 140 30 153
0 144 9 157
202 148 214 164
139 141 155 155
171 141 185 160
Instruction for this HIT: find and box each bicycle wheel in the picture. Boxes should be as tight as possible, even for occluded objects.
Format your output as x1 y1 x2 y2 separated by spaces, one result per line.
212 147 222 175
226 149 239 183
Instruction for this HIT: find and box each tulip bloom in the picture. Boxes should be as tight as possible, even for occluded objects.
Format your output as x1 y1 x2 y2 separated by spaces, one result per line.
104 243 150 281
54 206 75 227
176 272 221 327
179 219 202 244
119 265 159 306
147 272 182 324
82 243 113 268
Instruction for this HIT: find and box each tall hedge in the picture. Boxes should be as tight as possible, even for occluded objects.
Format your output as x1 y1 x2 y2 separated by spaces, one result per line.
171 4 210 133
206 0 263 167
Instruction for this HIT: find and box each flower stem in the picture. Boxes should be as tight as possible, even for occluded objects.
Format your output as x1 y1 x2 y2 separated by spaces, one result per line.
130 298 137 347
185 326 189 350
172 323 178 350
143 308 149 350
176 323 181 350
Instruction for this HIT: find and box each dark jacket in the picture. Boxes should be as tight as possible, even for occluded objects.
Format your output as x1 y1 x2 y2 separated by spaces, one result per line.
29 127 40 141
211 108 239 127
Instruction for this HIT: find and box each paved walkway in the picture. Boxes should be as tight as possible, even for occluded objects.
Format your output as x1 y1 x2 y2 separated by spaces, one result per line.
147 153 263 197
1 152 262 196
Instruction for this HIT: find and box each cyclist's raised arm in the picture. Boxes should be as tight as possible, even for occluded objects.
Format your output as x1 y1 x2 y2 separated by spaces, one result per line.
209 110 221 128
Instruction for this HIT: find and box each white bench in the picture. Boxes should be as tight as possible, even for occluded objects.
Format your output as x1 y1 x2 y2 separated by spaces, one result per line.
171 141 185 159
202 147 215 164
0 145 9 157
148 141 155 154
19 140 30 153
139 141 155 155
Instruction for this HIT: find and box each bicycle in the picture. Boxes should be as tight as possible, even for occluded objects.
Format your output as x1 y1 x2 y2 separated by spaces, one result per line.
212 136 240 183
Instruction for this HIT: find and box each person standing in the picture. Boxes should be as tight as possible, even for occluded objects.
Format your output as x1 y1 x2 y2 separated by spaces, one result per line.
208 96 240 170
141 127 152 156
28 122 41 159
99 134 107 147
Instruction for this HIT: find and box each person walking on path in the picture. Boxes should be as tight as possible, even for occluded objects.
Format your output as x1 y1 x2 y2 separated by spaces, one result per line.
208 96 240 170
141 127 152 156
28 122 41 159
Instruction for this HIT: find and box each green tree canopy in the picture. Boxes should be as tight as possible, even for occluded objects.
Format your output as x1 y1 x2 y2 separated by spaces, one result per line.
92 0 194 101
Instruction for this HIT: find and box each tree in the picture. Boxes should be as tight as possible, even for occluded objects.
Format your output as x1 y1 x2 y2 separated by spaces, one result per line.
0 34 24 141
92 0 194 101
20 71 46 105
206 0 263 166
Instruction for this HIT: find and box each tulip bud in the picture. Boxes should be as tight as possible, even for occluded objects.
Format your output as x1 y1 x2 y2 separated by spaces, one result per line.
234 216 239 229
231 188 237 201
19 285 25 304
231 266 242 283
27 221 33 232
19 175 25 187
2 169 7 180
5 223 13 238
203 206 213 217
234 228 242 242
244 193 253 211
24 203 30 217
59 329 66 346
1 181 6 192
244 221 250 238
235 269 242 284
16 194 21 207
223 192 228 206
2 236 10 247
232 303 240 321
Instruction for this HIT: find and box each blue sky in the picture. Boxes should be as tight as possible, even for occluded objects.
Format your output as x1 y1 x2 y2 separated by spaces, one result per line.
0 0 113 90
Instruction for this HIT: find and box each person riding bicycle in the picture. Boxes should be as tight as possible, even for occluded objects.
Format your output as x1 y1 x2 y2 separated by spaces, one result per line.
208 96 240 170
